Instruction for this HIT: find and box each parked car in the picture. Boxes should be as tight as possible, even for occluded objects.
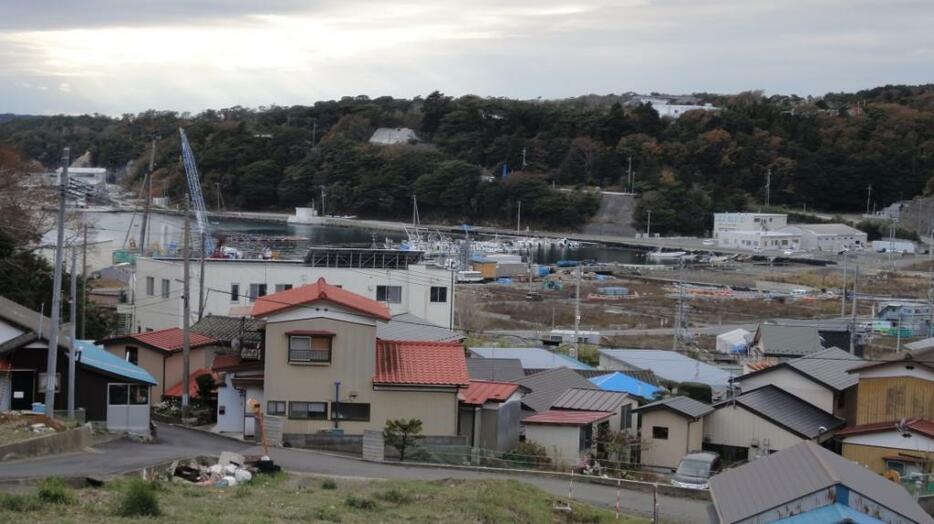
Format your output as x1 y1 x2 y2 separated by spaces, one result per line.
702 239 715 246
671 451 720 490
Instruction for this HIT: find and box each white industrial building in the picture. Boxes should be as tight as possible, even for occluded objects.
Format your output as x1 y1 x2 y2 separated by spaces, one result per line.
780 224 867 252
714 212 869 253
43 167 108 188
126 248 454 332
717 229 801 250
630 96 720 119
713 213 788 240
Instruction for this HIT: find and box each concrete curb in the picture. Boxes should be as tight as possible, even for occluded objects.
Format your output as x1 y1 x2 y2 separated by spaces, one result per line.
0 424 92 463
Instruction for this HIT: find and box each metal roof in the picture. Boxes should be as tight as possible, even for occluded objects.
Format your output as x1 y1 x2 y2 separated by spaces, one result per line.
466 358 526 382
754 324 824 357
589 371 663 398
633 395 713 419
459 380 520 405
598 349 732 387
709 440 933 524
552 388 631 412
792 223 865 236
514 367 597 413
774 503 883 524
0 296 71 353
717 385 844 439
191 315 264 347
906 336 934 352
75 340 157 385
376 313 463 342
522 410 613 426
735 347 863 392
470 347 592 370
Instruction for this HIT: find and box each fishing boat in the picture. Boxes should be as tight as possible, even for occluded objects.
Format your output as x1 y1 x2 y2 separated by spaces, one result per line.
647 248 687 260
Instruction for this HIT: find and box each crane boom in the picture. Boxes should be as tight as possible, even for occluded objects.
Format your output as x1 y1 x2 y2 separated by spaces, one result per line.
179 128 213 255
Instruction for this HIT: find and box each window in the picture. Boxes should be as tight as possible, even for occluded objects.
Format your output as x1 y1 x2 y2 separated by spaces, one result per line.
108 384 128 405
161 278 170 298
129 384 149 405
289 401 328 419
376 285 402 304
652 426 669 440
620 404 632 430
230 283 240 303
125 346 138 365
288 336 332 363
146 276 155 296
38 372 61 394
249 283 267 302
430 286 448 303
267 401 286 415
275 284 293 292
331 402 371 421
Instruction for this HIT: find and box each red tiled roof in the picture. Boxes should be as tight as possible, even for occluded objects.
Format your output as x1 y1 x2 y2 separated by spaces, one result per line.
212 354 242 371
374 340 469 387
251 277 391 320
100 328 216 353
836 418 934 439
164 368 218 398
459 380 520 405
522 410 614 426
746 360 776 372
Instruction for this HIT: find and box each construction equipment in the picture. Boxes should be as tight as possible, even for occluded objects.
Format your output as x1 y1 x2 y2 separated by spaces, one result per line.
179 128 214 256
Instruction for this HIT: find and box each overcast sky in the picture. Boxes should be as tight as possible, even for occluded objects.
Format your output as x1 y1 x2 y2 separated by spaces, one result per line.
2 1 933 115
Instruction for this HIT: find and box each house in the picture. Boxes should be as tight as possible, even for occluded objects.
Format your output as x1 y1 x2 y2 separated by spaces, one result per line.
522 410 614 467
732 347 862 422
213 353 264 437
130 248 453 332
551 387 638 434
839 354 934 475
598 349 732 397
709 440 932 524
469 347 592 372
875 302 932 338
512 367 596 415
715 328 750 354
779 223 867 252
98 328 219 404
748 324 823 361
254 278 469 440
588 371 663 400
466 358 526 382
703 385 844 463
0 297 155 433
633 396 713 470
368 127 418 145
458 380 524 452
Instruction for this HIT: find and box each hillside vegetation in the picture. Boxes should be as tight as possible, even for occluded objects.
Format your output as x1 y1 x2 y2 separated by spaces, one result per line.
2 85 934 233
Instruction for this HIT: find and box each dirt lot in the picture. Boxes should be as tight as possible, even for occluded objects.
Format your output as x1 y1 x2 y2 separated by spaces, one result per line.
0 413 69 446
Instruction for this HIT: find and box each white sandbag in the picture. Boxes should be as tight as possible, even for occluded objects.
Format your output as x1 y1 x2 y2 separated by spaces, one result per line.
234 469 252 483
222 475 237 487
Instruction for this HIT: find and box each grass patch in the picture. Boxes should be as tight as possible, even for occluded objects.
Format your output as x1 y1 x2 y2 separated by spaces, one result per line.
321 478 338 490
343 494 378 510
116 478 160 517
374 488 413 504
37 478 74 505
311 506 343 522
0 492 41 512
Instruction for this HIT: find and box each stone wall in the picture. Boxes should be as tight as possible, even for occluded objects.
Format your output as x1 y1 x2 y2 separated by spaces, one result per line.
0 424 92 462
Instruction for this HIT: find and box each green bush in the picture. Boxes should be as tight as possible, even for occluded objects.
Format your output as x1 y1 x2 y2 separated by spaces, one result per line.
37 477 74 505
0 493 41 512
321 478 337 490
678 382 712 404
117 478 161 517
375 488 413 504
501 440 551 469
311 506 343 522
344 495 377 510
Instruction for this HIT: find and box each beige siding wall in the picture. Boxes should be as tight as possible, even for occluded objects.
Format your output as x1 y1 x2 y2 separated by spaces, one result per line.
703 405 803 451
164 346 214 394
371 389 458 435
842 443 931 475
739 368 834 413
524 424 581 468
640 410 692 470
104 343 165 404
855 377 934 425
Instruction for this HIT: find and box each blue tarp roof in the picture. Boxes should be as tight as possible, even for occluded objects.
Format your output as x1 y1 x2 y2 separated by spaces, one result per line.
775 503 882 524
75 340 157 385
590 371 662 398
469 347 592 370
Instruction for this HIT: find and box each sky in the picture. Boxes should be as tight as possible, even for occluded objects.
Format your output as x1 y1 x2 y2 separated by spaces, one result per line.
2 0 933 115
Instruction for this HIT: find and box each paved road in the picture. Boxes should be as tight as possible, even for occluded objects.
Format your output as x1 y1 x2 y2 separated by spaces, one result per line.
0 425 708 523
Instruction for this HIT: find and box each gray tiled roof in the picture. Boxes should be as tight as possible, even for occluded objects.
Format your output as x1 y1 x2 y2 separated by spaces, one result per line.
633 395 712 419
376 313 463 342
785 347 863 391
721 385 844 438
514 367 597 413
191 315 264 347
551 388 631 412
599 349 731 387
754 324 823 357
0 296 71 353
710 441 933 524
466 358 526 382
470 347 592 370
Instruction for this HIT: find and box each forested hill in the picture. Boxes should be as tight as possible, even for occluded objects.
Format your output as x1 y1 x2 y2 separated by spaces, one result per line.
2 85 934 233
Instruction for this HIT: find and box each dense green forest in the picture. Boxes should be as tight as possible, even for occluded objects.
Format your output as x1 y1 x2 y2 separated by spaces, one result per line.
2 85 934 233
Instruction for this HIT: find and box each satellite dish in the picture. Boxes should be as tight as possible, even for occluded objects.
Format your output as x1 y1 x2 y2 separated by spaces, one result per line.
231 337 241 352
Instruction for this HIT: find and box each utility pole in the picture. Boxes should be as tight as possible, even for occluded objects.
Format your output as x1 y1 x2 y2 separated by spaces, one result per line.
181 195 192 420
517 201 521 233
215 182 224 211
80 225 88 339
138 137 156 255
646 210 652 237
198 230 207 320
521 147 528 170
45 147 69 418
765 167 771 208
866 184 872 215
572 264 581 359
68 246 77 418
412 194 419 226
849 258 859 354
320 186 326 217
312 120 318 146
840 252 848 317
627 156 633 193
673 258 685 350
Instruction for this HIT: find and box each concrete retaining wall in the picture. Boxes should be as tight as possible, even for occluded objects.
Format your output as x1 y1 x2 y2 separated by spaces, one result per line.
0 424 92 462
284 433 364 454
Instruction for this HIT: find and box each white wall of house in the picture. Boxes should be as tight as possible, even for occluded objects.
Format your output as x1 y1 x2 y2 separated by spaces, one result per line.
639 410 700 470
216 375 244 433
738 368 835 413
524 424 582 467
703 405 805 453
133 257 453 332
842 430 934 452
856 364 934 381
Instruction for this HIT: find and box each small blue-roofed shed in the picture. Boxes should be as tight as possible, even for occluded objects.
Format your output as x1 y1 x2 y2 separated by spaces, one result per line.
75 340 155 434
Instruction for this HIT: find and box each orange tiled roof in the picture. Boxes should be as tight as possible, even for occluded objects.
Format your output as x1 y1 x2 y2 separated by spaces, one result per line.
100 328 216 354
459 380 520 405
163 368 218 398
251 277 391 320
374 340 469 387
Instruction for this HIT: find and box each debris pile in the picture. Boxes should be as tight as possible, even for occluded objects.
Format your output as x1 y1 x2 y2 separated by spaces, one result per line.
170 452 280 488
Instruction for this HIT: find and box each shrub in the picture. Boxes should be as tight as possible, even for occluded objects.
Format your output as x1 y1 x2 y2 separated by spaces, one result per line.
502 440 551 469
311 506 343 522
117 478 161 517
383 418 423 462
321 478 338 490
344 495 377 510
677 382 712 404
375 488 412 504
0 493 41 512
37 477 74 505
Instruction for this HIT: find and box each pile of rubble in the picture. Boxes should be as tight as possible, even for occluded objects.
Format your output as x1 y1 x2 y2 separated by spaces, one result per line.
171 452 280 488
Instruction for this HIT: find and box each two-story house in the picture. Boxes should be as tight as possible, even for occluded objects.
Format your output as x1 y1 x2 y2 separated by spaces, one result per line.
252 278 469 442
838 354 934 476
